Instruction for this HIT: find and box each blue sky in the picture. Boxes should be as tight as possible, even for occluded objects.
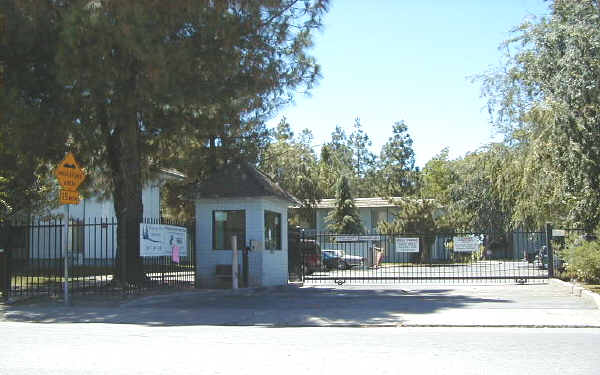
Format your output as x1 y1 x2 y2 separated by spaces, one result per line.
267 0 551 167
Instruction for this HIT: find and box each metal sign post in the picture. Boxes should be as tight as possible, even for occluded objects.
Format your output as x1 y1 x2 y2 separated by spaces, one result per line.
54 152 85 306
63 205 70 306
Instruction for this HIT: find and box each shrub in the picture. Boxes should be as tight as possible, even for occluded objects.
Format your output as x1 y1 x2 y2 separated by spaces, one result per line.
561 239 600 283
555 269 578 282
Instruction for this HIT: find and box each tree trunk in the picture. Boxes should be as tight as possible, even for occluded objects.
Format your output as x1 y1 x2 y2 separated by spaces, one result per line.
108 117 144 287
420 237 431 264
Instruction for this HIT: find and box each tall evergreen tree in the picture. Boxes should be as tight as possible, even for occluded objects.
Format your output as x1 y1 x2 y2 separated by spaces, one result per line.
348 118 376 180
318 125 353 197
0 2 69 221
377 121 417 197
325 175 363 234
1 0 329 284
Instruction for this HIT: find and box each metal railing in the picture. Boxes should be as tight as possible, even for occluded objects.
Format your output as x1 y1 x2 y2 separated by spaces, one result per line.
294 231 559 285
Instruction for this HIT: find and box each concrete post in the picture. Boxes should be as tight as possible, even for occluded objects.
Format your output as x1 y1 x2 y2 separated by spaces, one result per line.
232 235 238 289
545 223 554 278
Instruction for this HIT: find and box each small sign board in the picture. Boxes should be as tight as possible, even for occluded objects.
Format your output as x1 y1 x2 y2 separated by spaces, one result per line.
335 236 359 242
395 237 419 253
552 229 566 237
334 235 381 242
453 236 480 252
140 224 187 257
59 189 80 205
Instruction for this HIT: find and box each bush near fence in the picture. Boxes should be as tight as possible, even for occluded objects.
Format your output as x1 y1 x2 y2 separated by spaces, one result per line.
560 235 600 283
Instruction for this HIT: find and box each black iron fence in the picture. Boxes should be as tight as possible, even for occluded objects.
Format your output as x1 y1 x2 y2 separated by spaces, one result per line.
0 217 196 297
292 229 578 285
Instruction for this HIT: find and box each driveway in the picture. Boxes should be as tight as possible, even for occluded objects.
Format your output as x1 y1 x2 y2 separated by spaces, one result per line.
1 281 599 327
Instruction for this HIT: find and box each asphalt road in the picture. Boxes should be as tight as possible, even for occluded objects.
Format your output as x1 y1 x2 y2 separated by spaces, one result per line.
1 323 599 375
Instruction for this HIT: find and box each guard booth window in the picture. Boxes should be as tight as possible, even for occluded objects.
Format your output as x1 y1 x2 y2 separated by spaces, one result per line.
213 210 245 250
264 211 281 250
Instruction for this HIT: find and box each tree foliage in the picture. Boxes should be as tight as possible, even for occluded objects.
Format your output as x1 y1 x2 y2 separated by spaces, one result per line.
481 0 600 231
1 0 329 283
0 2 69 221
259 118 322 226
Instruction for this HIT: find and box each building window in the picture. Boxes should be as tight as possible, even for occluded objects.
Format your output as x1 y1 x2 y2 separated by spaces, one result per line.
213 210 245 250
264 210 282 250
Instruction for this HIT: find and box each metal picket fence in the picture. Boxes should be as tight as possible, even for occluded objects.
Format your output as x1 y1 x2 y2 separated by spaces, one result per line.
0 217 196 297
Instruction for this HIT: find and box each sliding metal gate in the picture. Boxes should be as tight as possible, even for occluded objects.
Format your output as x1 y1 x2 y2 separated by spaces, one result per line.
300 230 558 285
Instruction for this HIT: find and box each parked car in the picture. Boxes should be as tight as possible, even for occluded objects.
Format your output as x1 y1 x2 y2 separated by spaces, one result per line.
288 231 322 276
536 245 565 271
322 249 365 270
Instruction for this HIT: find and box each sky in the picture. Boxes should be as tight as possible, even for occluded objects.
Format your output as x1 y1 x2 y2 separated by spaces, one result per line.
267 0 551 167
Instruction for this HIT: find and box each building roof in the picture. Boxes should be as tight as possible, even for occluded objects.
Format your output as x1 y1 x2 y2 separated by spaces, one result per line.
314 197 404 209
188 163 300 204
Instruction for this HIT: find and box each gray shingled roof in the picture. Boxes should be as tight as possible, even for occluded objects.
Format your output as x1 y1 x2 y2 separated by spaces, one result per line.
188 163 300 204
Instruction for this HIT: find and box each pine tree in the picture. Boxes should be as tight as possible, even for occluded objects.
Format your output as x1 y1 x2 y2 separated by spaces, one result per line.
1 0 329 284
325 175 363 234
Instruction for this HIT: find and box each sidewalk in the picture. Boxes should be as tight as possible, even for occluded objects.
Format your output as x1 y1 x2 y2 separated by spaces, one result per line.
2 282 599 327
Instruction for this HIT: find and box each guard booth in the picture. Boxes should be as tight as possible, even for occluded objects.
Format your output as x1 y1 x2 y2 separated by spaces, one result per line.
189 164 299 288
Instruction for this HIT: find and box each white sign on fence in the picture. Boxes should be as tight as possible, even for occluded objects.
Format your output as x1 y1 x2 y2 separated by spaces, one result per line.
395 237 420 253
140 224 187 258
453 236 479 252
335 235 381 242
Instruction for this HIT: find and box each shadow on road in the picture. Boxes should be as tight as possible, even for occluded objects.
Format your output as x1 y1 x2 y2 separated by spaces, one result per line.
1 285 513 326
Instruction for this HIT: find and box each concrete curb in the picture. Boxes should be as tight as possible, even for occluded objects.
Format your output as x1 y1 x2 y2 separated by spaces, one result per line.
549 278 600 309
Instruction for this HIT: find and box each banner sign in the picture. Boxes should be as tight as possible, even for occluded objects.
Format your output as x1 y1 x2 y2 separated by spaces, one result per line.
395 237 419 253
335 235 381 242
453 236 479 252
140 224 187 258
360 236 382 241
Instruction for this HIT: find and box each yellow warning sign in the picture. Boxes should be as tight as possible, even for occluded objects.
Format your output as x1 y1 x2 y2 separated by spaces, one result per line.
55 152 85 191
